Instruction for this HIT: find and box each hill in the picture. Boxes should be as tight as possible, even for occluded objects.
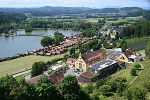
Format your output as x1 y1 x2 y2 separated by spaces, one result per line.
0 7 144 16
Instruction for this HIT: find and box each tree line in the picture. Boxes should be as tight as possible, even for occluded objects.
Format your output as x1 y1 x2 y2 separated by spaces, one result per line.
120 20 150 39
0 13 26 34
0 75 90 100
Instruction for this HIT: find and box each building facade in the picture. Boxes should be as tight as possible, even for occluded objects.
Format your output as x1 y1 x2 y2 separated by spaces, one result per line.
75 50 106 71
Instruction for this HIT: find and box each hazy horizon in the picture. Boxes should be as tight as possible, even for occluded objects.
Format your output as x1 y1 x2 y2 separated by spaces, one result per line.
0 0 149 8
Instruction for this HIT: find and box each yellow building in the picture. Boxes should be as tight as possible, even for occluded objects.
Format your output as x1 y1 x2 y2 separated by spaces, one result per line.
115 53 129 62
107 50 129 62
75 50 106 71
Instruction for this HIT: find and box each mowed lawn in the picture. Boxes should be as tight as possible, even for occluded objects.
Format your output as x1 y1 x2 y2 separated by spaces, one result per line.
0 54 66 77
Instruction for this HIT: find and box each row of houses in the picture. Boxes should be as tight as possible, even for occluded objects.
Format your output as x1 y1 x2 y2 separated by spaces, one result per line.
14 33 93 57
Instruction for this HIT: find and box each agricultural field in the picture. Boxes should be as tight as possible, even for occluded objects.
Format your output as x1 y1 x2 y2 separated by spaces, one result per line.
85 16 143 26
0 53 66 78
126 36 150 51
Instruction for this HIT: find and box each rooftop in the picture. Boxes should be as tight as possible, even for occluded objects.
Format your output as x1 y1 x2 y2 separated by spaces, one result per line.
66 58 77 65
26 74 46 84
81 71 97 78
89 59 118 70
82 50 106 63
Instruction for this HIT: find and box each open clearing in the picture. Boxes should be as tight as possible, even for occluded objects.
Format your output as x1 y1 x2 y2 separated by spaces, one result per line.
0 53 66 77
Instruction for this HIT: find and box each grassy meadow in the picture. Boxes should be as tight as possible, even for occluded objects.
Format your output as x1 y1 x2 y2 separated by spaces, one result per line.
0 54 66 77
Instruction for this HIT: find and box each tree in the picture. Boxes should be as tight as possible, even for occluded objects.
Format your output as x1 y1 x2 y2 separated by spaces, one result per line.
37 76 52 86
121 42 128 52
69 47 76 55
41 36 55 47
143 82 150 92
10 79 37 100
124 86 147 100
58 75 90 100
84 84 94 94
0 75 17 100
93 44 101 50
107 77 127 94
79 44 90 54
82 28 97 37
90 90 100 100
63 54 70 61
31 61 47 77
95 78 110 89
54 31 64 45
130 67 137 76
36 83 62 100
99 85 113 96
145 41 150 59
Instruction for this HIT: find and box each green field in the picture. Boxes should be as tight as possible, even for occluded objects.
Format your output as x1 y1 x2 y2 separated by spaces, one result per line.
0 54 66 77
111 63 138 84
132 60 150 86
105 60 150 100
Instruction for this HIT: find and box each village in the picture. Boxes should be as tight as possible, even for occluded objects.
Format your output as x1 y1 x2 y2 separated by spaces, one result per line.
22 30 145 84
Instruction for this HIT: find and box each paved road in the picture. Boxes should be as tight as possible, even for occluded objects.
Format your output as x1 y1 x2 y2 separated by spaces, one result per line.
13 70 31 77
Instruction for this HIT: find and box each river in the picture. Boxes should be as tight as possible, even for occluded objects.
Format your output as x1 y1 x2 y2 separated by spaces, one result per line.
0 29 78 58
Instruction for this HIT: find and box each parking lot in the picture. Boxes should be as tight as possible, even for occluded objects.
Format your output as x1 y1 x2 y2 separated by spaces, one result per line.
64 68 81 77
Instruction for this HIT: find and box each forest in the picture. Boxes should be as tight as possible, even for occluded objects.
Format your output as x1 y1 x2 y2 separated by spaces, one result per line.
0 13 26 34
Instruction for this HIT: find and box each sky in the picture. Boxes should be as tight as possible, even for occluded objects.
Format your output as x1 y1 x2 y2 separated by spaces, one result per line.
0 0 149 8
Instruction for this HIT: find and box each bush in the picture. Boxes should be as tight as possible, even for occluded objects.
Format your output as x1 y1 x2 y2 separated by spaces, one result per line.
124 86 148 100
130 67 137 76
99 85 113 96
95 78 110 89
143 82 150 92
134 64 141 69
84 84 94 94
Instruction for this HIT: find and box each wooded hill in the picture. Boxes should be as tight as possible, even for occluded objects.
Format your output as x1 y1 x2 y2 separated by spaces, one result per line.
0 7 145 16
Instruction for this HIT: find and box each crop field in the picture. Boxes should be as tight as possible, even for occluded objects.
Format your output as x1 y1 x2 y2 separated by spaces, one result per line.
0 54 66 77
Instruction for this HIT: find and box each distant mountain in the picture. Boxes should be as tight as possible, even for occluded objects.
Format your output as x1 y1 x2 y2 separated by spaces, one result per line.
0 6 145 16
143 7 150 10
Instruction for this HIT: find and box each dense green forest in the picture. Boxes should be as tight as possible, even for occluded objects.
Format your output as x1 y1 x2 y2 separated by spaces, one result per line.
120 21 150 38
0 13 26 34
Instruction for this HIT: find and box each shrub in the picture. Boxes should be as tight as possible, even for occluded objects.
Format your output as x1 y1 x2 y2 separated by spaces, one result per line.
134 64 141 69
124 86 147 100
143 82 150 92
130 67 137 76
84 84 94 94
99 85 113 96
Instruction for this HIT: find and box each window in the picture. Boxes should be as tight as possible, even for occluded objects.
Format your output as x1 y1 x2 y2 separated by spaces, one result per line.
79 63 82 69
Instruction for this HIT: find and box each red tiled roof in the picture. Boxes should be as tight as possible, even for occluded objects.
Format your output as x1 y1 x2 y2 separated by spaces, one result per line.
26 74 46 84
82 50 106 64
